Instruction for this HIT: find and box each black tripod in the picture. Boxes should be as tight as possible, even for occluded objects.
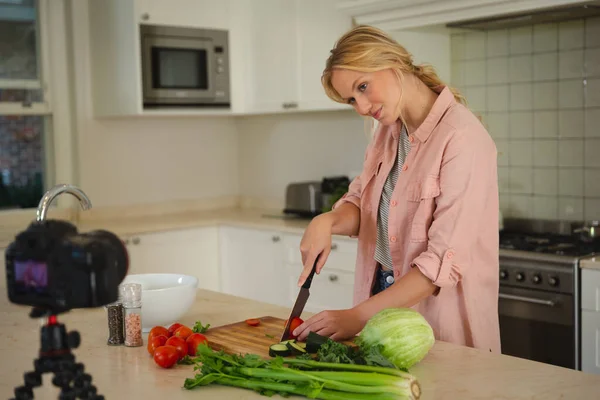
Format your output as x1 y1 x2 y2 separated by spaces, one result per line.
12 308 104 400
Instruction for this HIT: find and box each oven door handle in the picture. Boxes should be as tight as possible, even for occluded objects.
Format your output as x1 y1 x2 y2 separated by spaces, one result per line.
499 293 556 307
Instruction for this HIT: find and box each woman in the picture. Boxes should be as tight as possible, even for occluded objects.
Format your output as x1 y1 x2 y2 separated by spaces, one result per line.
293 25 500 353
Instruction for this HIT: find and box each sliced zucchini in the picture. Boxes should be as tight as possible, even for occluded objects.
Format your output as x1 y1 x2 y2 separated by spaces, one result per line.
296 342 307 349
269 343 291 357
306 331 329 354
286 341 307 355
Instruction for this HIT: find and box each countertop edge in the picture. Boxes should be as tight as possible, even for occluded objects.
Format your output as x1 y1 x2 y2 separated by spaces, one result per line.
0 208 356 249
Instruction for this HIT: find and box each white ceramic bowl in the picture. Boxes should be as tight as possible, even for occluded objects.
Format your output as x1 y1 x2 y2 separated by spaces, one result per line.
120 273 199 332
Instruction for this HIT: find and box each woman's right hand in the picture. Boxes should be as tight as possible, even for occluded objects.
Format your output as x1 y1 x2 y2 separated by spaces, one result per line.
297 213 334 287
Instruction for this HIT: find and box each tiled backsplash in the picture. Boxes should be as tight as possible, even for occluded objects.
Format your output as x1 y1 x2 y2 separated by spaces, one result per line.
451 17 600 221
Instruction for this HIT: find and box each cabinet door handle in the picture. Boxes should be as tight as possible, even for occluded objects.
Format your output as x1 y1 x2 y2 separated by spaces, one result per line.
329 274 338 282
331 243 338 251
132 237 141 245
141 12 150 21
272 235 280 243
123 238 130 246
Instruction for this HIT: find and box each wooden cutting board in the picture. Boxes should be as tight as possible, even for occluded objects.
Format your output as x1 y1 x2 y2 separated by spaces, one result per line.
203 316 287 358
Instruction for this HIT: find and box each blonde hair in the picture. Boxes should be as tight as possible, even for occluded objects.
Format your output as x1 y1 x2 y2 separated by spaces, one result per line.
322 25 466 126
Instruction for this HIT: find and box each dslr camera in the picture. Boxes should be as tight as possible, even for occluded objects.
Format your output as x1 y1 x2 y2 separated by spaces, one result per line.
5 219 128 314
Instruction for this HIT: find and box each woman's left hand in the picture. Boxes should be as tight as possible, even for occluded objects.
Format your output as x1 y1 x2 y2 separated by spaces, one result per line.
293 308 366 342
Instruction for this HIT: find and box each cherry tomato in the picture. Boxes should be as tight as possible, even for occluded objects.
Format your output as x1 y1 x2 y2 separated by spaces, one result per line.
153 345 179 369
167 323 184 337
173 325 193 340
186 333 208 356
165 336 187 360
148 326 169 341
286 317 304 339
245 318 261 326
147 334 168 355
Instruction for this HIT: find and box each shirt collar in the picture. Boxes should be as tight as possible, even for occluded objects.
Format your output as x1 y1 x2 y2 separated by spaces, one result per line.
411 85 455 143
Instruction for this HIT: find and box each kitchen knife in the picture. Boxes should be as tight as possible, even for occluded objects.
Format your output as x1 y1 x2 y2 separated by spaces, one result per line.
280 256 319 341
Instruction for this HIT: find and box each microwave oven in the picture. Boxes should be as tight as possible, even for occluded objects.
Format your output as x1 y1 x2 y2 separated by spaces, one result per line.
140 25 231 108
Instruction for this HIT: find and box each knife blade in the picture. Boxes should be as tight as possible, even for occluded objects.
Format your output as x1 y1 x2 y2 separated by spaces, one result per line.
280 256 319 341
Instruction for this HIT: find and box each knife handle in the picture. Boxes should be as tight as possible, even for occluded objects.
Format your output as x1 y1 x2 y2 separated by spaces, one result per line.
302 255 319 289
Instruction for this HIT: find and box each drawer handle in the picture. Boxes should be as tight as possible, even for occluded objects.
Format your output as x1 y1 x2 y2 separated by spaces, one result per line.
329 274 338 282
272 235 281 243
132 237 140 245
331 243 338 251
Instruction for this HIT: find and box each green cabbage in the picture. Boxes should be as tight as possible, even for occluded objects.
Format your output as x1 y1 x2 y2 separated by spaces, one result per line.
356 308 435 370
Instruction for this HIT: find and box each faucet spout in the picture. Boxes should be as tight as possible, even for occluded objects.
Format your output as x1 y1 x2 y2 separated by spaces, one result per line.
36 184 92 222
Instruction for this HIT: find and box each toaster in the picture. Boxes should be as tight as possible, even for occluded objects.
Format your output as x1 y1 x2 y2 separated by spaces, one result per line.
283 181 323 218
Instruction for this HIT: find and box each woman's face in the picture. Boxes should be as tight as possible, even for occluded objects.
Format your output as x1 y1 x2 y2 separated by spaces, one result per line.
331 68 402 126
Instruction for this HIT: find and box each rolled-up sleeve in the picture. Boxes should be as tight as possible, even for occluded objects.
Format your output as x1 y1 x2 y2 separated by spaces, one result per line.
332 174 362 211
412 128 497 289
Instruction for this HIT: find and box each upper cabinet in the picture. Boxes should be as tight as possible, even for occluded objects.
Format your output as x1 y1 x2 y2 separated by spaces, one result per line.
87 0 352 117
241 0 351 114
135 0 231 29
337 0 590 31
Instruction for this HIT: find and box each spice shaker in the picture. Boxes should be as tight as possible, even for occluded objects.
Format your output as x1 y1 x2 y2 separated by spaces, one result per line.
105 301 124 345
120 283 143 347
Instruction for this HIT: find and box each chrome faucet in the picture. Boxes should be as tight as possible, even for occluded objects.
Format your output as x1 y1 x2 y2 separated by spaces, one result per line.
36 184 92 222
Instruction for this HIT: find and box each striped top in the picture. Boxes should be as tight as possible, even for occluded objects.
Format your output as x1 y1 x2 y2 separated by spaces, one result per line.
374 124 410 271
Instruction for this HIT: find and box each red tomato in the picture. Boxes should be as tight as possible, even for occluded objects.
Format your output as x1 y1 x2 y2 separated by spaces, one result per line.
153 345 179 368
245 318 260 326
148 326 169 341
167 323 184 337
173 325 193 340
147 334 168 355
186 333 208 356
287 317 304 339
165 336 187 360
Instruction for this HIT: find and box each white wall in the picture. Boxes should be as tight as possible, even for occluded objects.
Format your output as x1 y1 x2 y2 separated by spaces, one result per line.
68 1 239 208
237 110 368 209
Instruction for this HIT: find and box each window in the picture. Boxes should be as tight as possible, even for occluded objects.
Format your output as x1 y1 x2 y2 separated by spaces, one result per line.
0 0 53 210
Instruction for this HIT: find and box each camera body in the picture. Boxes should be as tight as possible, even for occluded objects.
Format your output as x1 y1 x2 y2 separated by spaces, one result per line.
5 219 128 313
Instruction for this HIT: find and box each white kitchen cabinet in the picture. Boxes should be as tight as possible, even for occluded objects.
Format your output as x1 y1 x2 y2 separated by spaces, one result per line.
581 268 600 374
244 0 298 113
135 0 231 29
282 233 357 313
122 226 220 292
219 226 289 307
582 310 600 374
243 0 352 114
295 0 354 112
86 0 352 117
86 0 238 117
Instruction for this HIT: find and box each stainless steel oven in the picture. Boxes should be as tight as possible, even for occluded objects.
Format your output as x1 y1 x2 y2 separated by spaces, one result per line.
498 252 577 369
497 218 600 370
140 25 230 108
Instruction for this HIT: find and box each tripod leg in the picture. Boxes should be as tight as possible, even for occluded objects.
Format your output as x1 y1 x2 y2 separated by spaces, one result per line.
12 357 45 400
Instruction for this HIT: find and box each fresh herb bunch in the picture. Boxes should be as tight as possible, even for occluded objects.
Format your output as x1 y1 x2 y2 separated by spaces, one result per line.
183 344 421 399
314 336 399 369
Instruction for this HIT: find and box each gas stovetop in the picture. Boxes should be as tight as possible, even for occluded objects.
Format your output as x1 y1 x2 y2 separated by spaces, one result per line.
500 231 600 257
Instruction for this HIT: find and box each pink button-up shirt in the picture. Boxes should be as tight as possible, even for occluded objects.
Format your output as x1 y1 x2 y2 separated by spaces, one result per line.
334 86 501 353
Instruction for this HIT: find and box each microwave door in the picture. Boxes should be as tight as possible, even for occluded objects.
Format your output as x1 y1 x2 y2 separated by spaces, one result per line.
142 36 216 103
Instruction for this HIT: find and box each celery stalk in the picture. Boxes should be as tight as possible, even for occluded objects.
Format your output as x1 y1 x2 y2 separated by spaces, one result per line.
203 375 403 400
282 357 416 378
225 366 420 399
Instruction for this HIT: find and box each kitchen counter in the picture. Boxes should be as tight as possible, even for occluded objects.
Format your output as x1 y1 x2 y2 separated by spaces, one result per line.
0 207 314 249
581 256 600 270
1 288 600 400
